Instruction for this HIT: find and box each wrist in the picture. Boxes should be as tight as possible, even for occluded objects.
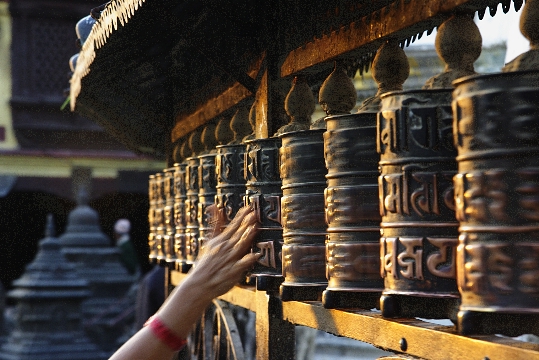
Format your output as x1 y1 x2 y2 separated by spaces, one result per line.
144 315 187 351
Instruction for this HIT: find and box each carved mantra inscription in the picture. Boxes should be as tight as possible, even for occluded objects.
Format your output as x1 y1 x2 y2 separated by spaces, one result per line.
377 101 454 155
379 168 455 217
327 242 380 281
458 239 539 295
215 193 241 222
282 245 325 279
381 237 457 280
454 168 539 223
245 147 279 183
246 194 281 225
256 241 281 269
174 202 186 227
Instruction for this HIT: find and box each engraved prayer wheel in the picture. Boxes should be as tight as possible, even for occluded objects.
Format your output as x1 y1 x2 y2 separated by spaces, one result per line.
322 112 383 309
453 70 539 336
148 174 158 264
378 89 459 320
163 167 176 268
244 137 283 280
279 130 327 301
197 153 217 251
173 162 189 272
185 156 200 264
154 172 166 265
215 144 246 227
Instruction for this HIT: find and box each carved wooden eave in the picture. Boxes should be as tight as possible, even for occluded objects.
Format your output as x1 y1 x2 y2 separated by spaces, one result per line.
70 0 517 160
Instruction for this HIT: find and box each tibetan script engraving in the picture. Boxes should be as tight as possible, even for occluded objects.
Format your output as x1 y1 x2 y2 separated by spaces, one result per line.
458 241 513 294
257 241 277 268
379 168 454 217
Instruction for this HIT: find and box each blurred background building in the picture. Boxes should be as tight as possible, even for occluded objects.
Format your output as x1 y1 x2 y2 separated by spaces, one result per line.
0 0 165 292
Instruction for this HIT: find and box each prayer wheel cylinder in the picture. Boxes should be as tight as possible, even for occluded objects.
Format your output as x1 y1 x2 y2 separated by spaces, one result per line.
173 163 188 272
163 167 176 268
453 70 539 336
215 144 246 227
148 174 158 264
378 89 459 320
244 138 283 280
185 157 200 264
279 130 327 301
154 172 166 265
322 113 383 309
197 153 218 251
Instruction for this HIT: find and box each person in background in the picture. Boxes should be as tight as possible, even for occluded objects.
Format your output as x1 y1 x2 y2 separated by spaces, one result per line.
134 265 165 330
114 219 140 276
109 205 260 360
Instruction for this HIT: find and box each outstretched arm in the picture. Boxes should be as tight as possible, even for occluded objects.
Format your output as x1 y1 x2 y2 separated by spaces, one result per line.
109 206 260 360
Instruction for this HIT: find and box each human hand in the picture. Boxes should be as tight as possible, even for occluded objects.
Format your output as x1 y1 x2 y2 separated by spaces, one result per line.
184 205 260 301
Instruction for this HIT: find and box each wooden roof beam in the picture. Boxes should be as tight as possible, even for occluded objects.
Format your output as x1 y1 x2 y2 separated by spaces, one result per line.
281 0 503 77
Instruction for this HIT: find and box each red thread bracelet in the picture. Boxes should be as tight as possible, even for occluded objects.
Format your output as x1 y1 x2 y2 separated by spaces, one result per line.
144 315 187 351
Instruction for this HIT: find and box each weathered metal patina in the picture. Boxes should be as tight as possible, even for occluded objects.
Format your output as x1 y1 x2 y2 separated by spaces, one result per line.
279 129 327 301
148 174 158 264
244 137 283 281
453 70 539 336
185 156 200 264
154 172 166 265
322 112 383 309
378 89 459 320
163 166 177 268
215 143 246 228
197 152 218 251
173 162 188 272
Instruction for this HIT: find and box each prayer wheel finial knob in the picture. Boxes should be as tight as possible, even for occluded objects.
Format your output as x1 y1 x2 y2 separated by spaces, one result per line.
243 100 257 142
503 0 539 71
215 117 233 146
230 106 251 144
275 76 314 135
201 123 218 153
188 128 204 157
179 140 190 160
359 41 410 111
319 61 357 116
424 15 481 88
521 0 539 49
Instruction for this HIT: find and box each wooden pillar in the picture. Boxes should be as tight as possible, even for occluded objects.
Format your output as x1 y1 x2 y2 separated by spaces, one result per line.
256 290 295 360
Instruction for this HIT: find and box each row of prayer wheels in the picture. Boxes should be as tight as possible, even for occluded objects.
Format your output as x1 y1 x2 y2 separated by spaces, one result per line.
149 3 539 337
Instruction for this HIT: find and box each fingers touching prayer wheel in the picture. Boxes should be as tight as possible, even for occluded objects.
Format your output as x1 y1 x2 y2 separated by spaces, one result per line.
197 124 219 254
244 136 283 288
215 110 249 232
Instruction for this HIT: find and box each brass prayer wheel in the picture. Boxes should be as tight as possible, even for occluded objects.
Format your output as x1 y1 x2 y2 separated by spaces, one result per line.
197 153 218 251
154 172 166 265
185 156 200 264
148 174 158 264
279 130 327 301
378 89 459 320
163 167 176 268
215 144 246 227
453 70 539 336
244 137 283 280
322 113 383 309
173 162 188 272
